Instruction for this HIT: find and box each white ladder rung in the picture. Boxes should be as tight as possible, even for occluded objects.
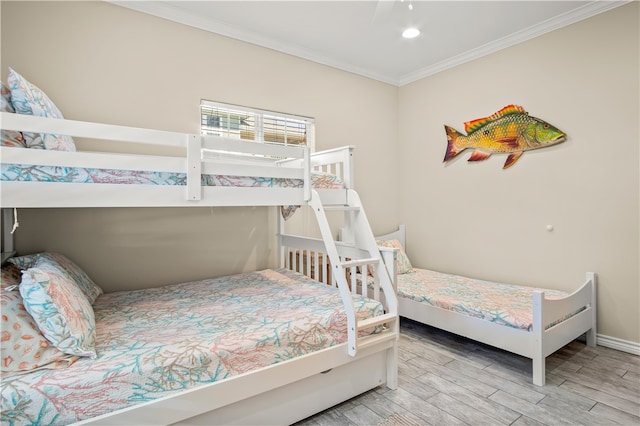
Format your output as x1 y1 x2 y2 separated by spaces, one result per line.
341 257 379 269
356 330 397 351
357 313 396 332
323 205 360 212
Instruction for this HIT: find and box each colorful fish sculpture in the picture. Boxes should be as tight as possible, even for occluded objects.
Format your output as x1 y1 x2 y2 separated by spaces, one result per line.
443 105 566 169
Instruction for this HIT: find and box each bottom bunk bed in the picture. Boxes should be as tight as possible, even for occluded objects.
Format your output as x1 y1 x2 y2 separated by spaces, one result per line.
1 249 397 425
362 226 597 386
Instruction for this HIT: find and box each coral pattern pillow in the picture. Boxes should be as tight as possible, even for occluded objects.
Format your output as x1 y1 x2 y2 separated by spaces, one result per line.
376 239 414 274
20 259 97 358
9 252 102 304
1 81 27 148
1 288 79 371
7 68 76 151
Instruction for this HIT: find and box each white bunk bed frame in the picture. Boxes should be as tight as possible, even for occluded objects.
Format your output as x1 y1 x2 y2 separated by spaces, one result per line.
374 225 597 387
0 112 350 208
0 111 399 425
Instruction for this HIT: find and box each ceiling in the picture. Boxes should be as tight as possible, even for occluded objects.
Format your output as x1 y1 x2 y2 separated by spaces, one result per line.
111 1 627 86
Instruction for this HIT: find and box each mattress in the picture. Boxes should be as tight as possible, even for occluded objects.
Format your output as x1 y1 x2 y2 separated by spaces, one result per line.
394 268 570 331
0 268 383 425
0 163 344 189
1 163 344 218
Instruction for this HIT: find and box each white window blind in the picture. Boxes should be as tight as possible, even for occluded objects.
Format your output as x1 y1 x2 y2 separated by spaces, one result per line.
201 100 315 151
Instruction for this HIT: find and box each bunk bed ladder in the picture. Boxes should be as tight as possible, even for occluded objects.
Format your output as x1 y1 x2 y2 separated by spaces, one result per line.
309 189 399 358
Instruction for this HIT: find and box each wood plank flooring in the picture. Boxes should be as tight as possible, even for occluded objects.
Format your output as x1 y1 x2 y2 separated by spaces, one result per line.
295 319 640 426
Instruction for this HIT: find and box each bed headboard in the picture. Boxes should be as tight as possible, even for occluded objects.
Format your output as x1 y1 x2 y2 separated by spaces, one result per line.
336 224 406 292
374 225 406 248
338 224 405 247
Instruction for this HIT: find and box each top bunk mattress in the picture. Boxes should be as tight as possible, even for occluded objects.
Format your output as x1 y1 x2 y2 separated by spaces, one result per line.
1 268 383 425
395 268 571 331
1 162 344 189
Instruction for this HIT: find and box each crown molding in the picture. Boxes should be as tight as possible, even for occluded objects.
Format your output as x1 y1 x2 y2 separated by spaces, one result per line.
109 1 402 85
398 0 631 86
109 1 629 87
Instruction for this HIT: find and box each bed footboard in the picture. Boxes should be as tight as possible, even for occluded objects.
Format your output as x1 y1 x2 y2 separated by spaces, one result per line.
310 145 354 189
278 233 398 390
531 272 597 385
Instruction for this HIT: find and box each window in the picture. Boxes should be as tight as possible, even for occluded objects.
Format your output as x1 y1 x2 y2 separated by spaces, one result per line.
200 100 315 151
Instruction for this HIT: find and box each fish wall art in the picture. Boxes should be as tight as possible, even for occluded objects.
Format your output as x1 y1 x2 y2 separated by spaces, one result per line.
443 105 566 169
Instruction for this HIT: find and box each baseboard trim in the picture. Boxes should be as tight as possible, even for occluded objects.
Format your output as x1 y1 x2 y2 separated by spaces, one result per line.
597 334 640 356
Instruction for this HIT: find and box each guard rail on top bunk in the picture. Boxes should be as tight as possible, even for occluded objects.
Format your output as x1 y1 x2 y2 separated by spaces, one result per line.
0 111 354 208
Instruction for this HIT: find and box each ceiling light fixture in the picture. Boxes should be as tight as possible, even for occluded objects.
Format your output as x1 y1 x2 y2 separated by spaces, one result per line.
402 28 420 39
401 0 414 11
401 0 419 39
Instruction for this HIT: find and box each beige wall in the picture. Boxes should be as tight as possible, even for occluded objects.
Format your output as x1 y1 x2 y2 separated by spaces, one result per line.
2 2 638 345
0 1 400 292
398 3 639 343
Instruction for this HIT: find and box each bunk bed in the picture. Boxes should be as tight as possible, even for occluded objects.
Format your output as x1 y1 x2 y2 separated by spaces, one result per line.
350 225 596 386
0 87 399 424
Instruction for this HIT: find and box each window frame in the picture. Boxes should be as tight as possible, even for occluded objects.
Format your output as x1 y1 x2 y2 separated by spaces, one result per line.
200 100 315 152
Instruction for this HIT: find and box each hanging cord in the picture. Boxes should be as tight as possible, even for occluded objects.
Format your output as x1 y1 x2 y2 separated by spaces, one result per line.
11 208 19 234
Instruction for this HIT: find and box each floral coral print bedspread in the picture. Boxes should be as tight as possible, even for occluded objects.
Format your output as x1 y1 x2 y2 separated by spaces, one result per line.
396 268 570 331
0 163 344 189
1 164 343 219
1 269 382 425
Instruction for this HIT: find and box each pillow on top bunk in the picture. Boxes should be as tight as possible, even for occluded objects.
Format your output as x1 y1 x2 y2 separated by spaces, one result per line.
1 265 80 371
7 68 76 151
9 252 103 304
19 257 97 359
0 81 27 148
375 239 414 274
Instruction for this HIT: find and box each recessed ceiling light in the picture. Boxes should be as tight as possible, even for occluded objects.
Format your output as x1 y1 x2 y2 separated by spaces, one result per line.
402 28 420 39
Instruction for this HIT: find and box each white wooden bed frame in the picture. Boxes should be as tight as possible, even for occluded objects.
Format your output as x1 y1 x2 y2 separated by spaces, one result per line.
374 225 597 386
0 111 399 425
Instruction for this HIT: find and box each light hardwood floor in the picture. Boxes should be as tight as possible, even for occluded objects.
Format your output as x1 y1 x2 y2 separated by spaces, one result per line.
295 319 640 426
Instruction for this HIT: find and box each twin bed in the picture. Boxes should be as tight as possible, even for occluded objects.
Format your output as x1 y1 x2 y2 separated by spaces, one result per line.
0 70 398 425
365 225 597 386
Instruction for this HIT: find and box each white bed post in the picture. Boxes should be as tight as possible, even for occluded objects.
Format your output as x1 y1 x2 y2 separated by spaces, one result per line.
303 147 311 202
380 247 399 390
342 148 355 240
586 272 597 347
379 248 398 296
277 207 284 269
186 134 202 201
1 208 16 263
532 291 545 386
